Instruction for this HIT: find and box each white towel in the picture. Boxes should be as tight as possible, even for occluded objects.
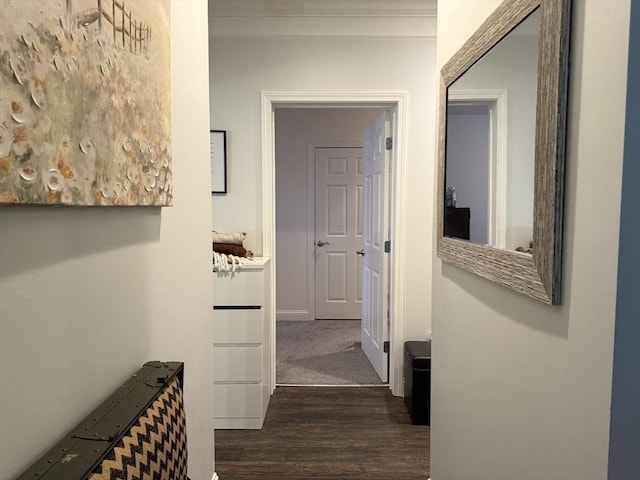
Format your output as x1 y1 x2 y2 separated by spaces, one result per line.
213 251 254 272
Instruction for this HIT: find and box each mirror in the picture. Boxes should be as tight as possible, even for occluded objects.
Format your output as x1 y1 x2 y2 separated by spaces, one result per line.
446 10 539 250
437 0 571 304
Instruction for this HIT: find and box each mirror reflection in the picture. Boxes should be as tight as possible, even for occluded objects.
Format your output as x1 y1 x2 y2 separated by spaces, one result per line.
445 9 540 252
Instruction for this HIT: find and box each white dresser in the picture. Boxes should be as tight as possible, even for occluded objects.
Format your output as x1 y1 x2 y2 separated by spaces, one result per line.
212 258 271 429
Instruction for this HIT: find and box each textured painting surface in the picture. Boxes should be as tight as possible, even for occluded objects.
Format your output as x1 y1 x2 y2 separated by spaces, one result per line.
0 0 172 206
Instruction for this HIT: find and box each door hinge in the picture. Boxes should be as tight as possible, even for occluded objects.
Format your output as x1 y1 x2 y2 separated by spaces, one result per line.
384 240 391 253
383 341 390 353
385 137 393 150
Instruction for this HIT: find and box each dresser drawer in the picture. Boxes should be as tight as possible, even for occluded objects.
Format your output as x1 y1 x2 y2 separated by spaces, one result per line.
213 270 263 306
214 346 262 382
214 384 262 419
214 309 263 344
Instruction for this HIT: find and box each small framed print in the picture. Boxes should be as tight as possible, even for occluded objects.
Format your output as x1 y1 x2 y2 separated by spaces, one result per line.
210 130 227 194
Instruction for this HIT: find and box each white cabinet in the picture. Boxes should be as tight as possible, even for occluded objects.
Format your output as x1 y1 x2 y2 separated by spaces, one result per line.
214 346 262 382
213 258 271 429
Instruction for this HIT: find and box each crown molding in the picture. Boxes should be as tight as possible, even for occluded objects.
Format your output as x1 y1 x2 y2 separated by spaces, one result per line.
209 0 437 18
208 0 437 38
209 17 437 38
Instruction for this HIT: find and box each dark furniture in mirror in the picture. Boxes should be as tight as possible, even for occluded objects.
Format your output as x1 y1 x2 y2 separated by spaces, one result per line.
444 207 470 240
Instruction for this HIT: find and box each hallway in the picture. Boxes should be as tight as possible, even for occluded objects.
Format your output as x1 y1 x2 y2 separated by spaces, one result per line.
215 387 430 479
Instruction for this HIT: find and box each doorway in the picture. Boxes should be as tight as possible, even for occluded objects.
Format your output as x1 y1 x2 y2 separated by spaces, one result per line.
275 110 388 385
447 90 508 248
314 146 365 321
278 137 377 386
261 91 409 396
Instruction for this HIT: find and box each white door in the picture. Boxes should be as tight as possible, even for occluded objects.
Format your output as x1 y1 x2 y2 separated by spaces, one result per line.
361 112 390 382
315 147 364 319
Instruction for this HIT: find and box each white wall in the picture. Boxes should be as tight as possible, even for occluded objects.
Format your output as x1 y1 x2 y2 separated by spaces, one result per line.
0 2 215 479
209 33 437 341
432 1 629 479
275 108 384 321
449 22 538 250
445 107 490 244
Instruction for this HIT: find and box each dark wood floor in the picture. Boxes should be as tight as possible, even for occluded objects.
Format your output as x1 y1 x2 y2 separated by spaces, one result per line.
215 387 430 480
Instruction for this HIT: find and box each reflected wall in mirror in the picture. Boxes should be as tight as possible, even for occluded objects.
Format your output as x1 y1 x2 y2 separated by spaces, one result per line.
446 9 539 251
437 0 571 304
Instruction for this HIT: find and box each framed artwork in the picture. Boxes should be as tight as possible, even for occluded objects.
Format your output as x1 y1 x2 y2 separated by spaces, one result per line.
0 0 172 206
210 130 227 194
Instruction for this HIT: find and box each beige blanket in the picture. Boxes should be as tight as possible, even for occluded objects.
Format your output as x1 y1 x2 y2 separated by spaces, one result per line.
211 231 246 246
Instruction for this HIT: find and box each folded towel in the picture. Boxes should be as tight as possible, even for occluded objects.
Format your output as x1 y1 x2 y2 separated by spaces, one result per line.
213 243 247 257
211 231 246 246
213 251 255 272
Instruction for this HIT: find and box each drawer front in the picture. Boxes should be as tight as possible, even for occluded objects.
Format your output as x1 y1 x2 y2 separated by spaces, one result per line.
213 270 263 306
214 309 263 344
214 384 262 419
214 346 262 382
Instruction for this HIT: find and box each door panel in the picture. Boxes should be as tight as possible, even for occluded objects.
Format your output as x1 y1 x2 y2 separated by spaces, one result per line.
327 186 347 235
326 252 348 301
315 147 363 319
361 111 390 381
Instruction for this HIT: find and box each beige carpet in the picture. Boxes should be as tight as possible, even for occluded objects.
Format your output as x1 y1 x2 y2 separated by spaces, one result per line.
276 320 385 385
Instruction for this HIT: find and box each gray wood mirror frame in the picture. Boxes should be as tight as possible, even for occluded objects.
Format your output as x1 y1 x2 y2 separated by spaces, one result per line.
437 0 571 304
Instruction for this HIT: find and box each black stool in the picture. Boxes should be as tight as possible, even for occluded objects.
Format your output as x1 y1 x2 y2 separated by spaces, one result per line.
403 340 431 425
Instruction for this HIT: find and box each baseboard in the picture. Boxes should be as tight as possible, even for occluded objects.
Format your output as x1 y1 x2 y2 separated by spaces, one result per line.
214 417 263 429
276 310 313 321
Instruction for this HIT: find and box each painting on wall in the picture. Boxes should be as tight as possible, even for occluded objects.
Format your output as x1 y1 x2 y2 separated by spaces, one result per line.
210 130 227 194
0 0 172 206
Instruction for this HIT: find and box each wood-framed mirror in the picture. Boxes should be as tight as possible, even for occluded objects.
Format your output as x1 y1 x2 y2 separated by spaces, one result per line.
437 0 571 304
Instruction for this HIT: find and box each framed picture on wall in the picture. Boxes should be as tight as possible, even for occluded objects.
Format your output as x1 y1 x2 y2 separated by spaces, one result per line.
210 130 227 194
0 0 172 206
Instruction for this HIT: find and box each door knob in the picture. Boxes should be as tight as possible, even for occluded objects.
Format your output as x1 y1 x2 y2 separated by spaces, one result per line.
317 240 330 247
356 249 365 256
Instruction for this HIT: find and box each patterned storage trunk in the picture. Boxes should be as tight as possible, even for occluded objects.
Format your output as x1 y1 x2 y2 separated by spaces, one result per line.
16 362 188 480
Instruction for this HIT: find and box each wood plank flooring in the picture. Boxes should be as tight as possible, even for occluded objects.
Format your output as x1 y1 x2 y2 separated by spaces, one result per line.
215 387 430 480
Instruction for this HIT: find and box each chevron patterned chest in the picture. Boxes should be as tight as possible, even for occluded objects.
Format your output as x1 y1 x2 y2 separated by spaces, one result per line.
16 362 189 480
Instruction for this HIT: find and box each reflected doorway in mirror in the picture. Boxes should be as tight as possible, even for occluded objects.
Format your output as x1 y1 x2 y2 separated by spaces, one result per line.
436 0 572 305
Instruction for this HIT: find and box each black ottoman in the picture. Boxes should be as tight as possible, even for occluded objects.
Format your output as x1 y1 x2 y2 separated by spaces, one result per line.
403 340 431 425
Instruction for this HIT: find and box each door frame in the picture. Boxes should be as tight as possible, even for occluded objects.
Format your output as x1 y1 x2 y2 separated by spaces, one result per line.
448 89 508 248
261 91 408 395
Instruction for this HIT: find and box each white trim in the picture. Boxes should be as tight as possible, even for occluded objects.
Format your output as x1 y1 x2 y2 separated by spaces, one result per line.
261 91 409 396
276 383 389 387
261 100 276 393
209 0 437 18
208 0 437 38
276 310 313 322
448 89 508 249
213 417 263 429
211 12 437 19
209 18 436 39
388 99 408 396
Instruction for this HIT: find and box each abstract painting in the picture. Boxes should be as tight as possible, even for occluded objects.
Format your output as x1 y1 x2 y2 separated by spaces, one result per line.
0 0 172 206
